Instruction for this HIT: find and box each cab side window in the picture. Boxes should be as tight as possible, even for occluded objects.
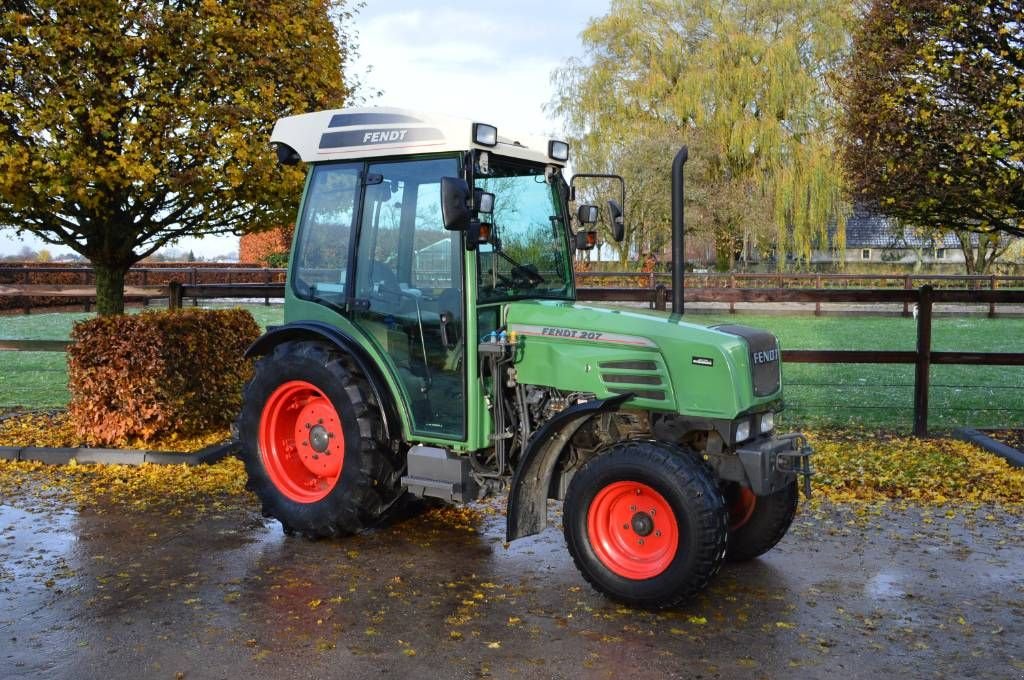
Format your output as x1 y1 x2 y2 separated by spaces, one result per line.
292 162 361 302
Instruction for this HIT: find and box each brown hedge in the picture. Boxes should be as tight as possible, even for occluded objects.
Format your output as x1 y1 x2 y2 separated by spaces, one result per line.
67 308 261 446
239 225 294 266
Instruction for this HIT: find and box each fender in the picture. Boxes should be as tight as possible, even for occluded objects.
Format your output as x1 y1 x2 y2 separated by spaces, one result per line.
506 393 632 541
246 321 400 442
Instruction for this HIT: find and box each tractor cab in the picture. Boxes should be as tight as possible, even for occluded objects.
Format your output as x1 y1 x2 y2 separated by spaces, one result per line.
270 108 585 444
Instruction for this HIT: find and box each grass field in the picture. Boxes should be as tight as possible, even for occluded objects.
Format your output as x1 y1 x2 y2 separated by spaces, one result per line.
1 305 1020 432
691 313 1023 431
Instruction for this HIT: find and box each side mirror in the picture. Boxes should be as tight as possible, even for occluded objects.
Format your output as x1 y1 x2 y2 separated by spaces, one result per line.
441 177 471 230
575 230 598 251
577 204 599 225
607 200 625 242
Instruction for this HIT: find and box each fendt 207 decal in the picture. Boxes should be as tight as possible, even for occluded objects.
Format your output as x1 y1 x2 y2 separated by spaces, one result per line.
510 324 658 348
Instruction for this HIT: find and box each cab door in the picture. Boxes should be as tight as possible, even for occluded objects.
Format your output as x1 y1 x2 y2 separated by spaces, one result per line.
349 156 467 440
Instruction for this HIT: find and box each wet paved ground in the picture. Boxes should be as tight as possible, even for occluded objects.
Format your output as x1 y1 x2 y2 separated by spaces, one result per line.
2 489 1022 679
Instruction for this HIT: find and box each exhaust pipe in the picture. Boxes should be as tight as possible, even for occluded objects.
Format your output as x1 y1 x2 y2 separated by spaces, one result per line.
671 146 688 314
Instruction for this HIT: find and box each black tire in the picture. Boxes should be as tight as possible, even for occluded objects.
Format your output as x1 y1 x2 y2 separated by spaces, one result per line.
563 441 728 609
236 341 404 538
724 480 799 562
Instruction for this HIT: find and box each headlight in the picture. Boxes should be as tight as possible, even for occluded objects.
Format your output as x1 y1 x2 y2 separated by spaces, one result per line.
760 412 774 434
735 421 751 443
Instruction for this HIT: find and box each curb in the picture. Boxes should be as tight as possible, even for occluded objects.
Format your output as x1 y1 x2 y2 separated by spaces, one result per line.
953 428 1024 468
1 440 239 466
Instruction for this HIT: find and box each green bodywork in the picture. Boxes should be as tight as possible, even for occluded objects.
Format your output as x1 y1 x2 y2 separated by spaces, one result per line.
283 273 781 453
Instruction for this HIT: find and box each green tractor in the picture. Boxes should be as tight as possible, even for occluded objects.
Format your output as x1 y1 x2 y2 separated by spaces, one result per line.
237 107 812 608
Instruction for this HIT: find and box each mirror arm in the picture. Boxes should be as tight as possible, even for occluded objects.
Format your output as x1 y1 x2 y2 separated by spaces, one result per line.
569 173 626 216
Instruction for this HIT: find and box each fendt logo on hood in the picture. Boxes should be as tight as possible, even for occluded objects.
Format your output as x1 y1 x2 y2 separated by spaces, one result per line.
752 348 779 365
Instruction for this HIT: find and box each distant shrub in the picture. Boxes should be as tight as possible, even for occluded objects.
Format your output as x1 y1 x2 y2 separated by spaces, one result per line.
67 308 260 445
239 225 294 267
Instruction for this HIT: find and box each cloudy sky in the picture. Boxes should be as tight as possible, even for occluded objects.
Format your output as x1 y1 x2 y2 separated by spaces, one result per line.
0 0 606 258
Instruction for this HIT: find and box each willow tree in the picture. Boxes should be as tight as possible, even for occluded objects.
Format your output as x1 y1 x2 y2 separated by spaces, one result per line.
551 0 852 268
0 1 356 314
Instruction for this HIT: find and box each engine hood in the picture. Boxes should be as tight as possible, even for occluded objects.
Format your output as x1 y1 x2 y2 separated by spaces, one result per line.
505 300 782 420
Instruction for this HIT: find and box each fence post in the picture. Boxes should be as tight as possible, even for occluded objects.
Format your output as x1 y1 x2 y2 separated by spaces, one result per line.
190 267 198 307
913 285 933 437
654 284 667 311
264 268 272 306
814 274 822 316
728 273 736 315
989 275 997 318
902 275 912 317
168 281 183 310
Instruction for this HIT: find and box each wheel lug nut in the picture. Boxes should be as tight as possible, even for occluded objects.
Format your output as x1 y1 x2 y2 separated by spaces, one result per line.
623 524 629 530
638 538 645 545
629 505 637 512
650 508 656 515
655 530 662 537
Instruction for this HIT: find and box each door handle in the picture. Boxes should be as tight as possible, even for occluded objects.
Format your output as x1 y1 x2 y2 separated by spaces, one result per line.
439 311 455 349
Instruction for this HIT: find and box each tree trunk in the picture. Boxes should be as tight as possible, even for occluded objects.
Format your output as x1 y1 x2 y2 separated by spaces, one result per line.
714 232 733 272
93 263 129 315
955 232 977 275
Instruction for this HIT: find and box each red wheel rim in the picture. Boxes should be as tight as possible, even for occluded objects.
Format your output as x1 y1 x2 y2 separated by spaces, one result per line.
586 481 679 580
728 487 757 531
258 380 345 503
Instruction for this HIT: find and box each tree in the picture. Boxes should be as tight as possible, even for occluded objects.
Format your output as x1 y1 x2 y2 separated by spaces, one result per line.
0 1 357 313
841 0 1023 274
550 0 852 269
579 125 771 271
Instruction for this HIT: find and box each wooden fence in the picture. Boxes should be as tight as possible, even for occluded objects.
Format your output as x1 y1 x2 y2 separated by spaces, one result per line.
3 265 1024 314
0 265 286 313
4 279 1023 436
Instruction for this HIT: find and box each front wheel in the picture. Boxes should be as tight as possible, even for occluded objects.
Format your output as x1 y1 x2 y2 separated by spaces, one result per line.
563 441 728 609
724 480 799 562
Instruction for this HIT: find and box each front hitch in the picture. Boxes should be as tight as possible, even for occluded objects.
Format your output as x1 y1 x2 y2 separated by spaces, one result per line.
734 432 814 498
775 434 814 498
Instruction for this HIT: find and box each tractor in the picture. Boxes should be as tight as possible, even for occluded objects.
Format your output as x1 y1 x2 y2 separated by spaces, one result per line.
236 107 812 608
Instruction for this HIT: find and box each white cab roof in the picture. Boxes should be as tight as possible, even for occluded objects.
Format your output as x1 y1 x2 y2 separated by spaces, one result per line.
271 107 563 166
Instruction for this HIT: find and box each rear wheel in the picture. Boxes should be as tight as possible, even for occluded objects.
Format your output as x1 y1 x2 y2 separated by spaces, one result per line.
724 480 799 562
563 441 728 609
237 341 403 538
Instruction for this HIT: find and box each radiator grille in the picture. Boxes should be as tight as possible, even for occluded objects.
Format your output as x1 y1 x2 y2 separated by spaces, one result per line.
713 325 781 397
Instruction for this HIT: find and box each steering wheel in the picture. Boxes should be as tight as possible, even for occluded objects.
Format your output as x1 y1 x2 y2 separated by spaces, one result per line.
510 264 546 288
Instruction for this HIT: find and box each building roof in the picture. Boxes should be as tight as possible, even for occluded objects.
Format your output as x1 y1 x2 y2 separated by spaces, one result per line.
271 107 563 167
840 205 965 249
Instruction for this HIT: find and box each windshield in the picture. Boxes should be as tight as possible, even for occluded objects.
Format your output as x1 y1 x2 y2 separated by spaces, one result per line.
475 157 573 303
